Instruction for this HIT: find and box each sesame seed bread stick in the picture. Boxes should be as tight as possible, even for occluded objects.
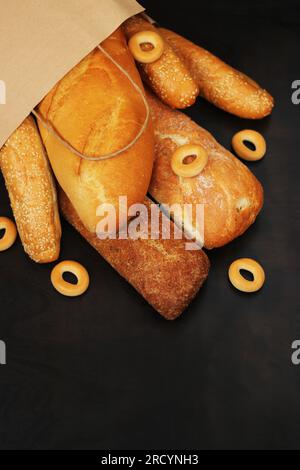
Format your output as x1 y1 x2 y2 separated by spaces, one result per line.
123 15 199 109
160 28 274 119
0 115 61 263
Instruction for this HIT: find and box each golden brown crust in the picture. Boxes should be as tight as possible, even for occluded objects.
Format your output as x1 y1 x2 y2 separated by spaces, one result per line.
38 27 154 233
123 16 199 109
160 28 274 119
147 91 264 249
59 189 210 320
0 115 61 262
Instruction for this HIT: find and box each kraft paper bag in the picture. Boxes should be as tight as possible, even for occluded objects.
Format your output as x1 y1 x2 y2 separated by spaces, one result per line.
0 0 144 148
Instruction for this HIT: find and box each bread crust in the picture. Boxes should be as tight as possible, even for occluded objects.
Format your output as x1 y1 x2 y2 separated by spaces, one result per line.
38 27 154 233
59 189 210 320
147 91 264 249
0 116 61 262
160 28 274 119
123 16 199 109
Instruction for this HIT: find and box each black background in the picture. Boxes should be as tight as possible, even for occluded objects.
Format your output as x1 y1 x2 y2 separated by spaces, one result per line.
0 0 300 450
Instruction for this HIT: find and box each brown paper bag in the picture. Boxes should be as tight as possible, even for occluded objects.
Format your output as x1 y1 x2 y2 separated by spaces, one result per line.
0 0 144 148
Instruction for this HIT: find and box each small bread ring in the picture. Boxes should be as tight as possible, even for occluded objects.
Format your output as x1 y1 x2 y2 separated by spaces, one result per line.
128 30 164 64
51 260 90 297
232 130 266 161
0 217 17 251
228 258 265 293
171 144 208 178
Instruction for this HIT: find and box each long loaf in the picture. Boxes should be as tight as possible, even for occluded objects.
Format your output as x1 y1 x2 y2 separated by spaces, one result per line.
160 27 274 119
0 115 61 262
38 28 154 234
59 190 210 320
123 16 199 109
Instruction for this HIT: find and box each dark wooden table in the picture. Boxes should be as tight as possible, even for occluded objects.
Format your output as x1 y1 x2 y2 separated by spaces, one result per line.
0 0 299 450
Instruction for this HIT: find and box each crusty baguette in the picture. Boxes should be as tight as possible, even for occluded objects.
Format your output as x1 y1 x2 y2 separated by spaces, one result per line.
38 27 154 234
59 189 209 320
160 28 274 119
123 16 199 109
147 91 263 249
0 115 61 262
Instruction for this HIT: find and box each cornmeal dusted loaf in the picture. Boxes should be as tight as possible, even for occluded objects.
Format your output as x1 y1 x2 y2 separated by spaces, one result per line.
38 27 154 234
0 115 61 262
160 28 274 119
147 91 263 249
123 15 199 109
59 189 210 320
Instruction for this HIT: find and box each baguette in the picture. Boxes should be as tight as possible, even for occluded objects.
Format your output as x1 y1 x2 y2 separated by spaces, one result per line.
147 91 263 249
0 115 61 262
160 28 274 119
38 27 154 234
59 190 210 320
123 15 199 109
